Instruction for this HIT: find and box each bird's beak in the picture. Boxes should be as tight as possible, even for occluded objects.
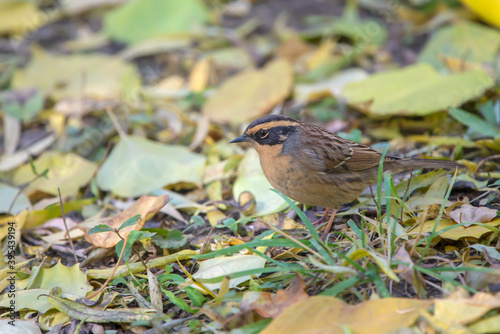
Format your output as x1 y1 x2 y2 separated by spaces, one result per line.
230 134 250 143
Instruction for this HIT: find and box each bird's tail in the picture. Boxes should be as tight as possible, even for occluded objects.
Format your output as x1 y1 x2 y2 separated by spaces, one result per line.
395 159 466 172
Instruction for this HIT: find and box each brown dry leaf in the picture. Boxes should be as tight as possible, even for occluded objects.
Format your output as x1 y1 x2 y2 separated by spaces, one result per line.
81 195 169 248
261 296 430 334
433 290 500 326
465 264 500 290
276 35 312 62
249 274 309 318
449 204 498 227
394 246 426 295
203 59 293 124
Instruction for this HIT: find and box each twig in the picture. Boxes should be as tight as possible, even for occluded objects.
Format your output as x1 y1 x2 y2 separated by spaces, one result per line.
58 188 78 264
475 154 500 175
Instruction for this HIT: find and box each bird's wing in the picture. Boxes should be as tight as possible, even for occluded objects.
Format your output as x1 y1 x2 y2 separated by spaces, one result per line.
300 125 395 173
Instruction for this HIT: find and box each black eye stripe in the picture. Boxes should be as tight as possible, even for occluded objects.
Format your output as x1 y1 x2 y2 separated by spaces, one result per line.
258 129 269 138
250 126 296 146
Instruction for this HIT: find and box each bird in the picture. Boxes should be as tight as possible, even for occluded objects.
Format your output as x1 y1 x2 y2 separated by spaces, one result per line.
230 114 464 239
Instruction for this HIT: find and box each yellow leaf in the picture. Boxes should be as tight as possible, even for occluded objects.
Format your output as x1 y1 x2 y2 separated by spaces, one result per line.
434 291 500 326
189 58 212 92
421 218 500 241
206 208 226 227
261 296 430 334
12 47 141 102
203 59 293 124
470 314 500 333
0 1 42 34
306 39 336 71
460 0 500 29
345 249 399 282
9 151 97 197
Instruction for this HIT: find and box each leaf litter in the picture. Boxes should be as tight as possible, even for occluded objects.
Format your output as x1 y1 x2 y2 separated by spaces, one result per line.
0 0 499 333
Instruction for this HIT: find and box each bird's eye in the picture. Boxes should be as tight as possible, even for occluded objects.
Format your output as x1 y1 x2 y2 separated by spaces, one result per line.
257 129 269 139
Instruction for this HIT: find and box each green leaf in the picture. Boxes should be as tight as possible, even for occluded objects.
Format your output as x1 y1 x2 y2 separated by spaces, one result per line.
184 286 206 307
418 22 500 78
116 230 156 261
151 230 187 249
449 107 500 138
96 135 206 198
88 224 114 234
162 289 196 313
104 0 209 45
222 217 238 234
1 89 44 122
118 214 142 231
470 244 500 262
343 63 494 116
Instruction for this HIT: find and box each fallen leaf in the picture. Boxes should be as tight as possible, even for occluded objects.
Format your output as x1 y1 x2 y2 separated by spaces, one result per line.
294 68 368 103
233 150 288 216
47 287 155 323
469 314 500 333
419 22 500 76
249 274 309 318
0 133 56 172
420 218 500 241
465 264 500 290
261 296 430 334
103 0 209 44
0 262 92 314
434 290 500 326
12 47 141 102
189 58 212 93
0 319 41 334
0 1 42 34
449 204 498 227
189 254 266 293
9 151 97 197
96 135 206 198
3 113 20 154
470 245 500 262
203 59 293 124
81 195 169 248
0 183 31 214
343 63 494 116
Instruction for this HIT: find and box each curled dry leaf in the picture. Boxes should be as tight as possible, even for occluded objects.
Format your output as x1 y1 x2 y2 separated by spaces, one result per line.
248 274 309 318
81 194 169 248
449 204 498 227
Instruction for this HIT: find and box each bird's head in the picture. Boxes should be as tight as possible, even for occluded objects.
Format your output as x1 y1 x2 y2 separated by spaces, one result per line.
230 114 300 156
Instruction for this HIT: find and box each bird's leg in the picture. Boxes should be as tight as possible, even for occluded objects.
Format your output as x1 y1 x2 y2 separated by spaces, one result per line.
321 208 338 239
312 208 330 226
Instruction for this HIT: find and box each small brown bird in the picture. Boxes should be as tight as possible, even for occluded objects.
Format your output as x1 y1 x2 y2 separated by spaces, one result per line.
231 114 463 238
